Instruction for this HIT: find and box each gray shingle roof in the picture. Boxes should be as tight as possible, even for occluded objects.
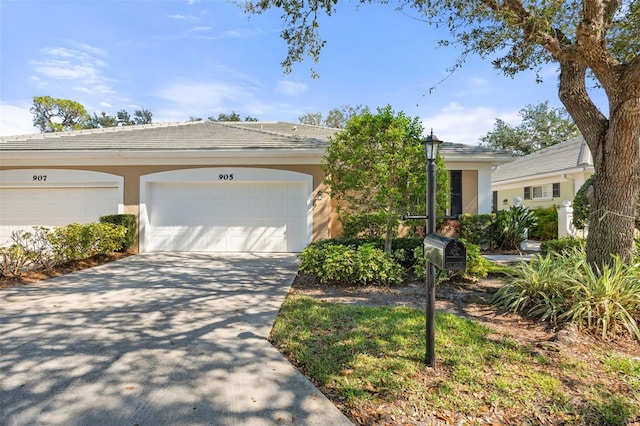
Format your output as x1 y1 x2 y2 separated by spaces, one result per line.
0 121 339 151
491 136 593 182
0 121 513 164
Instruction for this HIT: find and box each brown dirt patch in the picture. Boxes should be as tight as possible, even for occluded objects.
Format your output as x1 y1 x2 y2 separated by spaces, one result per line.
0 252 132 290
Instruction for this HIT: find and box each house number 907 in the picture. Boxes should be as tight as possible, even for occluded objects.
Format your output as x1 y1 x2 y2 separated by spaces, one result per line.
219 174 234 181
32 175 47 181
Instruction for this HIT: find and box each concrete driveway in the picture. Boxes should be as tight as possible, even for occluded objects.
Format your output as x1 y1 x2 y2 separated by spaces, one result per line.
0 253 352 426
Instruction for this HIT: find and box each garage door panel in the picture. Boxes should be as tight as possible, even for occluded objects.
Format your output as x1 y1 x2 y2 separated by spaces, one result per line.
145 179 309 252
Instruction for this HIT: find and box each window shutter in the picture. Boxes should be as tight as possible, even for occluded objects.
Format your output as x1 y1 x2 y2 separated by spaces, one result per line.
553 183 560 197
524 187 531 200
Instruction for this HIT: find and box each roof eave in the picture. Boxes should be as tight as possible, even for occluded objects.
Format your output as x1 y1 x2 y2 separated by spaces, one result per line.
492 166 595 186
0 148 327 167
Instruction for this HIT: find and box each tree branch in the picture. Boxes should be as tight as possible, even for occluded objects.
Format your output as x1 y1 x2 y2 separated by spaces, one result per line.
558 60 608 162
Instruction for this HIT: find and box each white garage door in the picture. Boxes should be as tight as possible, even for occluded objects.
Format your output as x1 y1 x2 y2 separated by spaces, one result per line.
0 170 123 246
141 168 312 253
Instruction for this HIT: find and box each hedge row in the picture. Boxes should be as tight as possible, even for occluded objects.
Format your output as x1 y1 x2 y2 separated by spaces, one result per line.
0 214 136 278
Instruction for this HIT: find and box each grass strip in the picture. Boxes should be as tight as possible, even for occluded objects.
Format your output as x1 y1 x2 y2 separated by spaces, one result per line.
271 295 640 425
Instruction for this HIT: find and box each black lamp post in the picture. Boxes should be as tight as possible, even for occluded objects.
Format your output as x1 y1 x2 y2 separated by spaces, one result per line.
423 129 442 368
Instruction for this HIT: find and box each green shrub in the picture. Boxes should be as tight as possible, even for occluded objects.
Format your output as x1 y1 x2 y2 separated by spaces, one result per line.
458 214 495 248
0 222 127 277
493 247 640 341
299 242 403 286
412 239 490 281
49 222 127 262
572 175 593 230
491 251 579 325
340 212 389 239
540 237 586 256
390 237 422 267
456 238 490 280
100 214 136 251
530 207 558 241
0 244 32 278
492 205 538 250
562 256 640 340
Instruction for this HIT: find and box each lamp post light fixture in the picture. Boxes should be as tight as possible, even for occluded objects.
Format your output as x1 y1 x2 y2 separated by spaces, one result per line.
423 129 442 368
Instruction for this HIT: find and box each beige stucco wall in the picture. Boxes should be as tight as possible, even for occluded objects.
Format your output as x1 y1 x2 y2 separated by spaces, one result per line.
0 164 335 251
461 170 478 215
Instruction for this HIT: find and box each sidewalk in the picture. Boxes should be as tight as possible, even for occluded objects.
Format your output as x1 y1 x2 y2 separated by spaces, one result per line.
482 240 541 265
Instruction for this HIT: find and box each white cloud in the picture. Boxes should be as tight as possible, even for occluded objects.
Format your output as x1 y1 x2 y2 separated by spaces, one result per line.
189 26 212 32
154 80 263 120
0 103 37 136
28 42 119 114
421 102 520 145
152 78 309 123
275 80 308 96
31 43 113 96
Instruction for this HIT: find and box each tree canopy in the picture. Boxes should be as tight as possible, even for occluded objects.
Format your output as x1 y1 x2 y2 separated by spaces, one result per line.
481 102 580 156
31 97 153 132
241 0 640 266
299 105 364 128
208 112 259 122
324 105 448 253
31 96 89 133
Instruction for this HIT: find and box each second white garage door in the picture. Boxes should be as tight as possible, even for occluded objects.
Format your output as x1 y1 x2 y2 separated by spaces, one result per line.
0 170 123 246
140 168 313 253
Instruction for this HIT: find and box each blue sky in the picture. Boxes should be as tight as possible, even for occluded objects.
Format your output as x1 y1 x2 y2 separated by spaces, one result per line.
0 0 606 144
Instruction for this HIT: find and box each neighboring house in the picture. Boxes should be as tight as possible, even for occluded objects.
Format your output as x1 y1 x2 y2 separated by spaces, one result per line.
0 121 512 253
491 136 594 211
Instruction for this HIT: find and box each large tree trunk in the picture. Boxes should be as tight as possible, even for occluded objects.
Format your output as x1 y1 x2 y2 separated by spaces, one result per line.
559 61 640 267
587 105 640 266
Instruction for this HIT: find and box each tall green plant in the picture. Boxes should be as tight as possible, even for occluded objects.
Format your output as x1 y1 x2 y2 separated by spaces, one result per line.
492 251 577 325
325 106 449 254
493 205 538 250
562 257 640 340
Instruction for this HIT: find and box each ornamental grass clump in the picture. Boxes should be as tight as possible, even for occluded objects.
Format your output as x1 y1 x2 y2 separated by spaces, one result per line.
492 250 577 325
562 256 640 340
494 247 640 341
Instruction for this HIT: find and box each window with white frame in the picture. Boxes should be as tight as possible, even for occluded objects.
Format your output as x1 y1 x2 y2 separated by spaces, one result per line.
524 183 560 200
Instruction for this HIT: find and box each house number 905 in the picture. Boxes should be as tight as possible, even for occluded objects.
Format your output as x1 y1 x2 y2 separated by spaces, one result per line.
219 174 234 180
32 175 47 181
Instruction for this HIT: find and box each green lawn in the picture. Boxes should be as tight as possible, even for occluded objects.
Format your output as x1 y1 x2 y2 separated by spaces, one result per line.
271 295 640 425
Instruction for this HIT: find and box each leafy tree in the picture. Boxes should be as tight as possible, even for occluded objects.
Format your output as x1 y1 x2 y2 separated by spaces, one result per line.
324 105 364 128
31 98 153 131
188 117 204 122
298 112 322 126
325 105 446 254
298 105 364 128
481 102 580 156
117 110 133 125
31 96 89 132
209 112 258 122
87 111 119 129
241 0 640 267
132 109 153 125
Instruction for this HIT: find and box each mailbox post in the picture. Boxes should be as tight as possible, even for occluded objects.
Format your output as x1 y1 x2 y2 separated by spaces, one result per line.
405 131 466 368
425 132 438 368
